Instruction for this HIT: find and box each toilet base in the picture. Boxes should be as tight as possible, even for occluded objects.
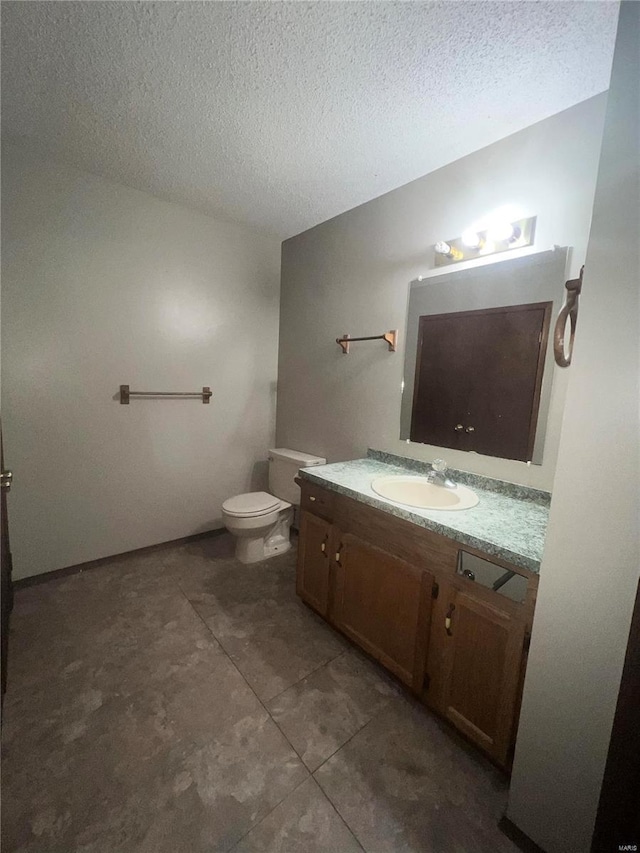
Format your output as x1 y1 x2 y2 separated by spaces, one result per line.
235 535 291 564
232 506 294 564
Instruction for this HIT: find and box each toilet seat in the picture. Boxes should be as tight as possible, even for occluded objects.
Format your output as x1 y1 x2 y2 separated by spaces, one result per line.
222 491 281 518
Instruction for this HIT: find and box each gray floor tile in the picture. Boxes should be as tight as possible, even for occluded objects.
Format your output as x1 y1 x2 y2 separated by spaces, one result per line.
233 777 363 853
72 712 308 853
2 651 270 851
166 541 347 701
267 649 400 771
205 604 347 703
3 585 238 755
6 552 185 694
314 696 518 853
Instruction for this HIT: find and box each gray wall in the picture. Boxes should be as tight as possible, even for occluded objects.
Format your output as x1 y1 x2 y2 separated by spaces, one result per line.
276 95 607 491
507 4 640 850
2 145 281 579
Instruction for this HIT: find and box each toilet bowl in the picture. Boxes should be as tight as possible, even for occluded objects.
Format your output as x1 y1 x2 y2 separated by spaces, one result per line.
222 491 293 564
222 448 326 564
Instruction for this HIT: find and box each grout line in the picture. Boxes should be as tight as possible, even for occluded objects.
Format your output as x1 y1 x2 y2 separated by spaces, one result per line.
264 649 348 707
174 570 349 713
223 757 364 852
311 714 377 777
321 794 367 853
182 580 389 781
180 592 351 847
226 774 312 851
173 552 367 848
312 728 372 853
179 585 309 766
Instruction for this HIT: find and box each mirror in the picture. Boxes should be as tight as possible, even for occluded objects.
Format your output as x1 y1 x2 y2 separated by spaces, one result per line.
400 248 569 464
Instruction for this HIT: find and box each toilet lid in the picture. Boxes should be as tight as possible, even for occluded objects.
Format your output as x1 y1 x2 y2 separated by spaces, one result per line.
223 492 281 517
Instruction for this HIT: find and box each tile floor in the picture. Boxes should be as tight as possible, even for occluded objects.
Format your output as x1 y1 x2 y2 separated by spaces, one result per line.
1 534 518 852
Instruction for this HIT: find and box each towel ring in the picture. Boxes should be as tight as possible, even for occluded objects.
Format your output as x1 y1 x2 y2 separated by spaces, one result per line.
554 266 584 368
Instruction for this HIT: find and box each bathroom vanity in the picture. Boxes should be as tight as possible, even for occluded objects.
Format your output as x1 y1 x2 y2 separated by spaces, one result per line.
295 452 548 770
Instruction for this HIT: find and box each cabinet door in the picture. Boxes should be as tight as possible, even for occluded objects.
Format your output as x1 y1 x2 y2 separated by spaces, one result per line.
427 582 526 765
410 302 551 461
332 533 433 689
296 512 332 617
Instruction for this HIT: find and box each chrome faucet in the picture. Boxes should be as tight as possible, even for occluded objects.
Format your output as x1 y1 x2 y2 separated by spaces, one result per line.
426 458 456 489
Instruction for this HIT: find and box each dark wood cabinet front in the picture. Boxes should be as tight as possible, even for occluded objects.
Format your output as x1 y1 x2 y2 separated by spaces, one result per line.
425 580 528 765
410 302 552 462
332 533 433 689
296 511 332 617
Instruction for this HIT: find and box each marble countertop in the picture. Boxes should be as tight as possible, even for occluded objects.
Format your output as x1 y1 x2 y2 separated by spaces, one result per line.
299 453 550 573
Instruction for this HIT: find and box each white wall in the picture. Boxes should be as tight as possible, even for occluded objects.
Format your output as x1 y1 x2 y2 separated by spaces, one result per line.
276 95 607 491
507 4 640 851
1 145 281 579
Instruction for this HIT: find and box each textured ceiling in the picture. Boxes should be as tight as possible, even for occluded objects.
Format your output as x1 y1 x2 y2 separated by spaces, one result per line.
2 1 618 238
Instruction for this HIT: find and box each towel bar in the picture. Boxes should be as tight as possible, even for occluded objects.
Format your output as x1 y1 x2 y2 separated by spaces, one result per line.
120 385 212 404
336 330 398 355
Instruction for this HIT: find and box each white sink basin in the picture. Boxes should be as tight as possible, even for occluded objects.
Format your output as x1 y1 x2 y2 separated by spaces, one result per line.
371 475 479 511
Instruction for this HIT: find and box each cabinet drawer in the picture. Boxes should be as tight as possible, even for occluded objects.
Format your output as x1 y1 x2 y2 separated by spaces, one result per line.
300 481 334 520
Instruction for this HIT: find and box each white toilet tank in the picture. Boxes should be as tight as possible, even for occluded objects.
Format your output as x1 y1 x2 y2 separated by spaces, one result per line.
268 448 326 505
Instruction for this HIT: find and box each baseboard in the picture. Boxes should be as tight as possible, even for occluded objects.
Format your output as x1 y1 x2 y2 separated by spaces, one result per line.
498 817 547 853
13 528 227 590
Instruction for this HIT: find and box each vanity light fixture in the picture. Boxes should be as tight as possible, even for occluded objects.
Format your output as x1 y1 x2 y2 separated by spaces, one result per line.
433 215 536 267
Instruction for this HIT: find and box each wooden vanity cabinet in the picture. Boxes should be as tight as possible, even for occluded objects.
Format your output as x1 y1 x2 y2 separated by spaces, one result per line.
296 479 537 768
424 577 530 766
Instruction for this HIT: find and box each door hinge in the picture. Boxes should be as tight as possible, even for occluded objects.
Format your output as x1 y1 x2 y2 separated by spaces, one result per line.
523 631 532 653
432 582 439 599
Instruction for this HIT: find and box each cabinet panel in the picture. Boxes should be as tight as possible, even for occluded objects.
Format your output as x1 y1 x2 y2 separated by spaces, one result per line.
410 303 551 462
333 533 433 689
300 482 334 521
296 512 332 617
338 494 458 576
427 581 526 764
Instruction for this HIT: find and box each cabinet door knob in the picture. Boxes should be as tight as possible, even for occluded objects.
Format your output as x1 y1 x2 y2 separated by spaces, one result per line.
309 495 316 502
321 534 328 554
465 426 475 433
454 424 464 432
445 603 455 636
335 543 343 565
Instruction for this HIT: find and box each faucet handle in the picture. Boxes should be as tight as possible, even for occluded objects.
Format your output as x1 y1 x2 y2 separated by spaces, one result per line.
432 458 447 473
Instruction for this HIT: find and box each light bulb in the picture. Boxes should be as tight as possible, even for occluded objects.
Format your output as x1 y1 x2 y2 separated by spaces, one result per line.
461 229 483 249
487 221 522 243
434 240 463 261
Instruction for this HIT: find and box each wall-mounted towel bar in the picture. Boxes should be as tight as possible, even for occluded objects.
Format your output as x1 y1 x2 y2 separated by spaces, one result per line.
336 330 398 355
120 385 212 404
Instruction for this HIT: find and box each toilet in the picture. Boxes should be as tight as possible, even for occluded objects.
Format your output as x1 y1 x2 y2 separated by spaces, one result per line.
222 448 326 564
